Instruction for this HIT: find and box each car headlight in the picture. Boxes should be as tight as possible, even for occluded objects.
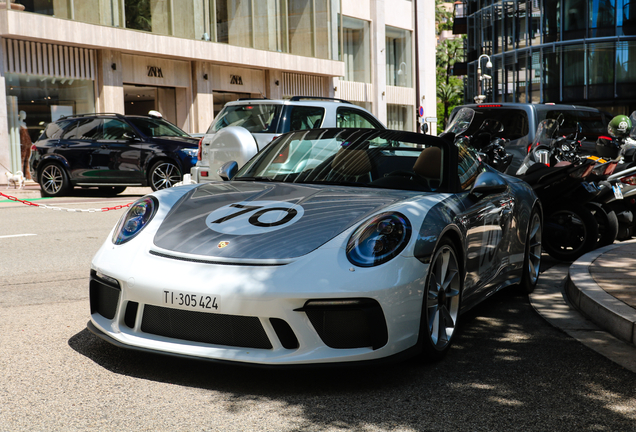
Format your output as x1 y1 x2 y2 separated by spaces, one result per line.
181 148 198 158
346 212 412 267
112 196 158 245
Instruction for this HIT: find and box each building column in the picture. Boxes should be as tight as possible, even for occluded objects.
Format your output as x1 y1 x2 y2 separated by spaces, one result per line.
0 39 11 180
371 0 387 125
191 61 214 134
96 49 124 114
416 0 437 134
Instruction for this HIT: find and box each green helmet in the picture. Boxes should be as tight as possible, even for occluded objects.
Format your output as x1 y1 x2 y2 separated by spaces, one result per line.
608 115 632 138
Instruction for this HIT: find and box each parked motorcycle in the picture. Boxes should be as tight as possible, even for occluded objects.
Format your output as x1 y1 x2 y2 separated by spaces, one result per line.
442 107 513 172
592 111 636 241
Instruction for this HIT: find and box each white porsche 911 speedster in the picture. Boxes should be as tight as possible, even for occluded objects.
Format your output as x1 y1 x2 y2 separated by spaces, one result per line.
88 128 542 366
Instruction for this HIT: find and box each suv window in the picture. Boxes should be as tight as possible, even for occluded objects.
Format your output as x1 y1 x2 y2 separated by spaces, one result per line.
102 119 136 140
75 118 102 140
460 108 529 141
541 110 606 139
337 108 382 129
127 117 189 137
42 119 74 140
288 106 325 131
209 104 282 133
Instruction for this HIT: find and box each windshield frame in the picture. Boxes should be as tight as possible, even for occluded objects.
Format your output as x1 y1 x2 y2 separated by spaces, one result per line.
233 128 453 193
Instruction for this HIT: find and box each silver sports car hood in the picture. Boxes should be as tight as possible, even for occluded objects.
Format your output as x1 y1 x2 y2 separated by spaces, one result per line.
153 182 419 260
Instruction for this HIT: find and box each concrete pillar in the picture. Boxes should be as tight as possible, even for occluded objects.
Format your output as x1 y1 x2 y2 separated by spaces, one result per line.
96 49 124 114
191 61 215 134
0 38 11 182
264 70 283 100
416 0 437 134
371 0 387 125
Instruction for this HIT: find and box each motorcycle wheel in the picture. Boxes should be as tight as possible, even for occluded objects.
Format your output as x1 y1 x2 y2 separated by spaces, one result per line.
543 203 599 262
586 202 618 247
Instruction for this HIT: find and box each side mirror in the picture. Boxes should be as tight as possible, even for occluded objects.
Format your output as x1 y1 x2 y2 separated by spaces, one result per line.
218 161 238 181
122 132 138 141
469 171 507 198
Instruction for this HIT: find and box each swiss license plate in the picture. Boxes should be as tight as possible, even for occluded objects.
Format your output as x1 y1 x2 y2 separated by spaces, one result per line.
163 290 219 311
613 184 624 200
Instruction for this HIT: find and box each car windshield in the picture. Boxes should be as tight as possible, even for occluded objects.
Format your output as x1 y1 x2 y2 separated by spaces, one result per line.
127 117 190 137
234 128 447 192
452 108 530 141
209 104 282 133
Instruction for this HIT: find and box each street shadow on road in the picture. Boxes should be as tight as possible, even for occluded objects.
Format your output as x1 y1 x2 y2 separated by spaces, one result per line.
68 284 636 431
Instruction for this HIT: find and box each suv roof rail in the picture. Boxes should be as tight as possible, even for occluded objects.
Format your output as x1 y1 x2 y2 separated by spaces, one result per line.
289 96 353 104
58 112 126 120
237 97 270 101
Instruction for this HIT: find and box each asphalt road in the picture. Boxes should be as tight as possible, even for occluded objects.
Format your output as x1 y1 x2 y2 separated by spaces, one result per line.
2 196 636 431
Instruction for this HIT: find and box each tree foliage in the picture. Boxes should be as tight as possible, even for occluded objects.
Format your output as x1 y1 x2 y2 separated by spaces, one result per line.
436 37 465 132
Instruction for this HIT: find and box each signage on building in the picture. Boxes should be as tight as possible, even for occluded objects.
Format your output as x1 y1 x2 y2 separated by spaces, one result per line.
147 66 164 78
230 75 243 85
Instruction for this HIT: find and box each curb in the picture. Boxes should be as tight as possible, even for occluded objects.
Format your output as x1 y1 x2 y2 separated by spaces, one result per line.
566 240 636 346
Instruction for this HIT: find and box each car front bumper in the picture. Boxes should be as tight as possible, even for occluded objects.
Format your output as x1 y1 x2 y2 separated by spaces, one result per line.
89 239 429 366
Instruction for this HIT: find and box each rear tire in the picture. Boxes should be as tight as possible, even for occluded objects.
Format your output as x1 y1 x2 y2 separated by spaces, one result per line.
586 202 618 247
542 203 598 262
419 238 462 362
39 163 70 197
519 209 542 293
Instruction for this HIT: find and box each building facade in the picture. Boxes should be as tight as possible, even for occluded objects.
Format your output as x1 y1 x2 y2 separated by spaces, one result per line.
0 0 436 180
456 0 636 116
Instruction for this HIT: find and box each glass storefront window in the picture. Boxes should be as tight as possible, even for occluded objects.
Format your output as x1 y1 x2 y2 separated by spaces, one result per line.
563 0 586 40
617 0 636 36
5 73 95 142
386 26 412 88
516 52 528 102
216 0 253 47
5 72 95 175
589 0 616 37
124 0 169 35
562 44 585 101
530 0 541 45
588 42 615 99
617 41 636 98
530 50 541 103
253 0 287 52
387 104 413 131
543 47 559 101
342 16 371 83
517 0 528 49
542 0 560 43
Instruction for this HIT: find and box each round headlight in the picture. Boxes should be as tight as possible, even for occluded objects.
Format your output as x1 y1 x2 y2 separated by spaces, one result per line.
346 212 412 267
112 196 158 245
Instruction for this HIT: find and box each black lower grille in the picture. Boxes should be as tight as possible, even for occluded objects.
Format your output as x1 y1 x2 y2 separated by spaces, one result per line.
89 278 120 320
141 305 272 349
301 298 388 350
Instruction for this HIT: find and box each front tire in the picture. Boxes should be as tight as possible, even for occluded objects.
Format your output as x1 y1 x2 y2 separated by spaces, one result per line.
519 209 542 293
39 163 70 197
419 238 462 361
542 203 598 262
149 160 181 191
586 202 618 247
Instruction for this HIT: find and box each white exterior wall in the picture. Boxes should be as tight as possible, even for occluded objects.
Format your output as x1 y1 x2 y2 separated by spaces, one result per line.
0 1 437 183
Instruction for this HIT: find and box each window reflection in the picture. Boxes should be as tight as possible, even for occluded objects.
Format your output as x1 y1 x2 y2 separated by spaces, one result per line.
589 0 616 37
386 26 412 88
342 16 371 83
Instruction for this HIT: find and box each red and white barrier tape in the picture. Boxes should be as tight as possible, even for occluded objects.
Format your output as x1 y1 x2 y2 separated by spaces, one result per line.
0 191 131 212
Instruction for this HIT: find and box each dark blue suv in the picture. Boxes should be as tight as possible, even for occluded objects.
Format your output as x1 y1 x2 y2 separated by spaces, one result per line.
30 113 198 196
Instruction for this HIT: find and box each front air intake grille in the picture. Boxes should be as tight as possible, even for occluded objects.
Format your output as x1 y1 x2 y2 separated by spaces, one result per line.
89 276 120 320
299 298 388 350
141 305 272 349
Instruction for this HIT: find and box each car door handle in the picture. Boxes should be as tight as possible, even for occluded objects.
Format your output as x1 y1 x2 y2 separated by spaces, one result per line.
101 145 109 149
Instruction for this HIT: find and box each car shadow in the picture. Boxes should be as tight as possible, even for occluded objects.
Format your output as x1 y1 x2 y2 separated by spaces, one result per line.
68 280 636 431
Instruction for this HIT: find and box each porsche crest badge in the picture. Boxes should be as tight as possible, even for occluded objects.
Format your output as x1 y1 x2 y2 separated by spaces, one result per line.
217 241 230 249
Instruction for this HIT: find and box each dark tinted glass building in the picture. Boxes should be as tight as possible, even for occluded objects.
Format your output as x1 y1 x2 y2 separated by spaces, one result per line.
457 0 636 115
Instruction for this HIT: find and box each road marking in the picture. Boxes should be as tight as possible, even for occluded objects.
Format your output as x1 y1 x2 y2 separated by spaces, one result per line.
0 234 37 239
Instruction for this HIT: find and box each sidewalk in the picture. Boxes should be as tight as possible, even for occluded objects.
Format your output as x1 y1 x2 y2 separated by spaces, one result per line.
566 240 636 348
0 181 152 205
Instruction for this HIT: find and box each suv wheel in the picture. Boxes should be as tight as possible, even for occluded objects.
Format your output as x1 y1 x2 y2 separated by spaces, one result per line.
149 160 181 191
39 163 70 197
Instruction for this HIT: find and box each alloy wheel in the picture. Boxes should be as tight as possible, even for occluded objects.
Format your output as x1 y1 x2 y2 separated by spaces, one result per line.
150 162 181 190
